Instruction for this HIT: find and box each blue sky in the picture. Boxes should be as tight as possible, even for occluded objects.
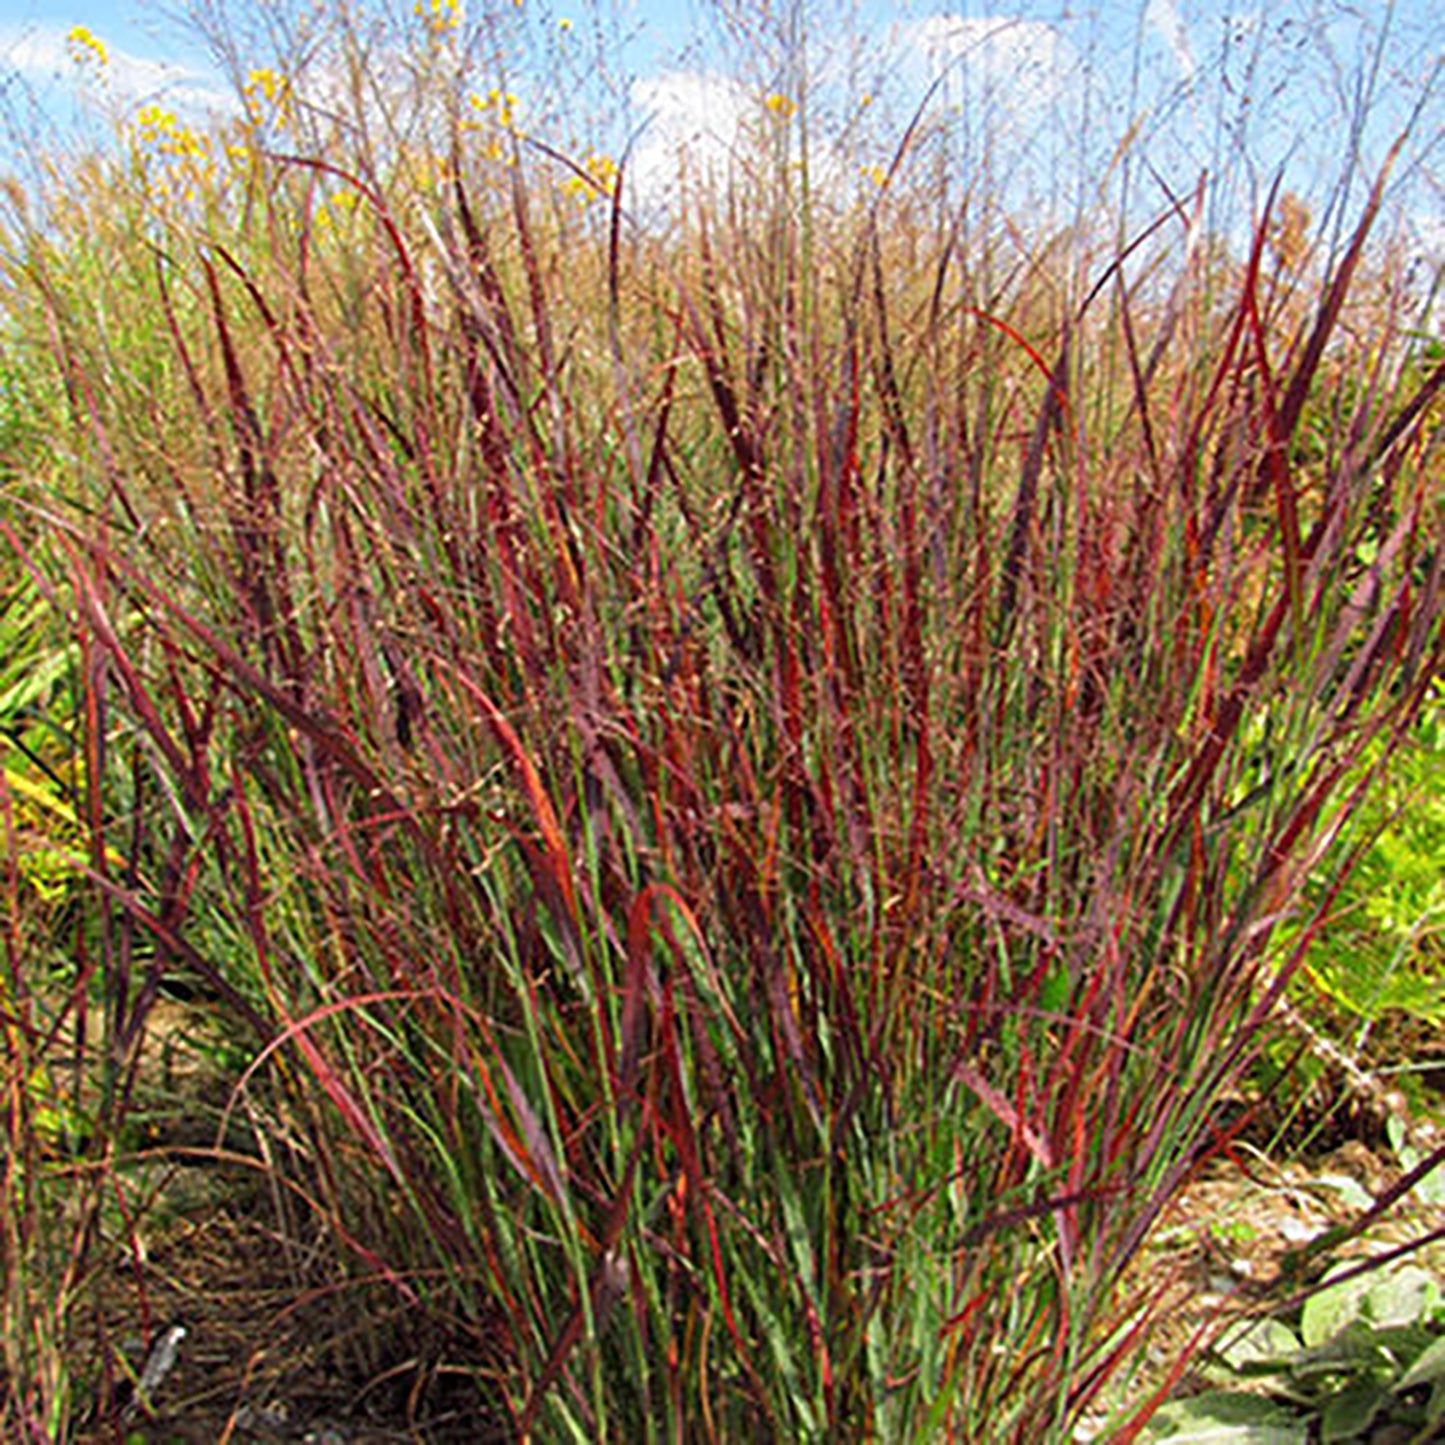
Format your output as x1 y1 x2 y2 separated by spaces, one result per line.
0 0 1440 268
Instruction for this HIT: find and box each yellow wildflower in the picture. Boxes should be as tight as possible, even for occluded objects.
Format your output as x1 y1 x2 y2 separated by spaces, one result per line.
468 88 519 130
245 68 289 104
243 68 293 129
66 25 108 68
137 104 178 139
563 150 618 205
414 0 460 34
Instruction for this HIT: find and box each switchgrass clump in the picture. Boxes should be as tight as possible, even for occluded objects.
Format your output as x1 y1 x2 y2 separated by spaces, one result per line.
1 3 1441 1438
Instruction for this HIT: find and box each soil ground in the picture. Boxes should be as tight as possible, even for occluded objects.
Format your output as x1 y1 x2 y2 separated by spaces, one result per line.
66 1007 1445 1443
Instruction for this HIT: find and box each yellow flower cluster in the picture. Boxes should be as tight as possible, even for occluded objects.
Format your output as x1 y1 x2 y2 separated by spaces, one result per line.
764 92 797 119
562 150 619 206
313 187 361 233
243 67 292 128
464 88 523 163
137 105 206 156
469 87 519 130
414 0 461 36
65 24 108 69
131 103 218 205
138 106 211 165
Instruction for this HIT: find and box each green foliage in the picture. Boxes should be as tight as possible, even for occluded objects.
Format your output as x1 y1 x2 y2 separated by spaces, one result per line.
1306 681 1445 1026
1149 1261 1445 1443
0 577 83 901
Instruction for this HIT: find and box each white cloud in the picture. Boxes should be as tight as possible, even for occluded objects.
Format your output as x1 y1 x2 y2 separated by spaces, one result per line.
1405 213 1445 327
1145 0 1195 86
870 12 1103 216
1410 214 1445 270
1332 204 1445 338
904 15 1077 110
627 69 753 212
616 16 1105 224
1 23 228 120
1 26 73 74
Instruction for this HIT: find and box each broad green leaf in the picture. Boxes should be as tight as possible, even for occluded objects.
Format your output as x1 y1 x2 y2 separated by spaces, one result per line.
1319 1377 1385 1441
1145 1388 1308 1442
1427 1379 1445 1436
1387 1117 1445 1207
1302 1264 1440 1348
1214 1317 1302 1373
1395 1335 1445 1392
